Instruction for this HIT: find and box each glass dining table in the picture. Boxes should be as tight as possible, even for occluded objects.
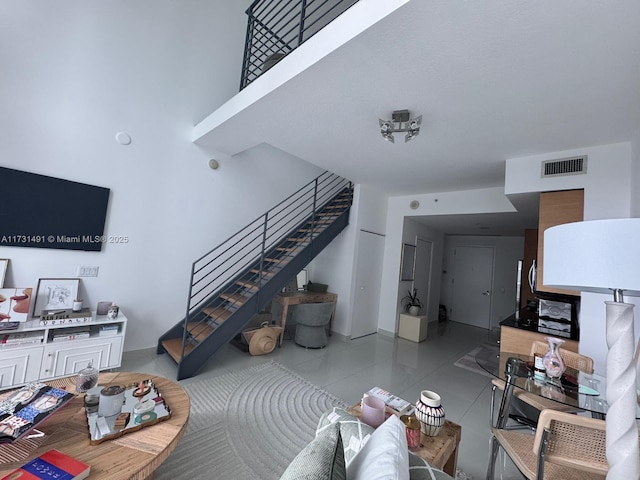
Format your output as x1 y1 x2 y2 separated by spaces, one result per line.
475 349 640 429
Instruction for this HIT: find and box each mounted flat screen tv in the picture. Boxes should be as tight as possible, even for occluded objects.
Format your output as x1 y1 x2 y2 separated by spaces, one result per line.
0 167 110 251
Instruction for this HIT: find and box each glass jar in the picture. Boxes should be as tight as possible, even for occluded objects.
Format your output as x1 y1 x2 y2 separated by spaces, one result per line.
76 362 98 393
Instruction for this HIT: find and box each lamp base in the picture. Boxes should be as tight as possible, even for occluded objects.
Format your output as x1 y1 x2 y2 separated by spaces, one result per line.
605 301 639 479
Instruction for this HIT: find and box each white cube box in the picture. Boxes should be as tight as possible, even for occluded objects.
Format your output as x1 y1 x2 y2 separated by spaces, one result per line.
398 313 428 342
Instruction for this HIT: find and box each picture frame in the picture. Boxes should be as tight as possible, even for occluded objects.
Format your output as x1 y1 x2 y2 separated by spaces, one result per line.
400 243 416 281
33 278 80 317
0 259 7 288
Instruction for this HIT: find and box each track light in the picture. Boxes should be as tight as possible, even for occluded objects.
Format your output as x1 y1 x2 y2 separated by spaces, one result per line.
379 110 422 143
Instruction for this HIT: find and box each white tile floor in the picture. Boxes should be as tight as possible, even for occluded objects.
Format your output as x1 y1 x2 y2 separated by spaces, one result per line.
118 320 525 480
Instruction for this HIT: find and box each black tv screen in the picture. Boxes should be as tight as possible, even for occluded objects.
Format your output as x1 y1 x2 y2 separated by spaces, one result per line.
0 167 110 251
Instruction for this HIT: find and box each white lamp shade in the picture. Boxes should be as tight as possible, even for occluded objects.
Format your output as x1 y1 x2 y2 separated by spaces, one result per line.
544 218 640 296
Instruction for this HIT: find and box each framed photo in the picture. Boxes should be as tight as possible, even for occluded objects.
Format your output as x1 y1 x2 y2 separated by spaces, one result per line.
400 243 416 281
33 278 80 317
0 259 7 288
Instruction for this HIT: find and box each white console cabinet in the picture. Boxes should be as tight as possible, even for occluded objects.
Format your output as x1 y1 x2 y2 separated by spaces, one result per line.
0 311 127 390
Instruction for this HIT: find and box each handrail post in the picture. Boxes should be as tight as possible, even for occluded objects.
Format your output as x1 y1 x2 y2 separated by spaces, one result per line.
182 261 197 362
298 0 308 46
311 177 318 240
257 211 269 306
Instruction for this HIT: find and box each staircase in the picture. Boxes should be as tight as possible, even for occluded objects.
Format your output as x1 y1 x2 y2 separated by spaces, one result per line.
157 171 352 380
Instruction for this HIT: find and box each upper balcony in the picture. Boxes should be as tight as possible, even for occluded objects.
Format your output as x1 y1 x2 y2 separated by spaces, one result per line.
192 0 409 155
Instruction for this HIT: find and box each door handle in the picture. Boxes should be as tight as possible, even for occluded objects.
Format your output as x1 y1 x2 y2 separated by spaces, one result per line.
482 291 491 296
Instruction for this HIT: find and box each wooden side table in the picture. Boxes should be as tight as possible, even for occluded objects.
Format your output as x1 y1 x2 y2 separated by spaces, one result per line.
347 403 461 477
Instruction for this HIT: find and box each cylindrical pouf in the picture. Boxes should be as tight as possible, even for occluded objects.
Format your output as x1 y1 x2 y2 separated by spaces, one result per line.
415 390 445 436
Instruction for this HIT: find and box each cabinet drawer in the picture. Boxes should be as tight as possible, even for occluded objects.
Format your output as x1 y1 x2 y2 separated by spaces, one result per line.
0 346 44 388
40 337 123 379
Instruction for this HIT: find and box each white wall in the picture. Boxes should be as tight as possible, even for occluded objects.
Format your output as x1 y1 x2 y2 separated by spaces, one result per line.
440 236 524 331
307 184 388 337
505 142 635 374
378 187 521 335
0 1 323 351
399 219 444 329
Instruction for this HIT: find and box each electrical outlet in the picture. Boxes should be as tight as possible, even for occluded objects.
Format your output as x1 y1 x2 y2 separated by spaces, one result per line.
77 266 99 277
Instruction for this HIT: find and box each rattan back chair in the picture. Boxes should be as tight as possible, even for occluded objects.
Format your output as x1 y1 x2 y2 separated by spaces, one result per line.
488 409 609 479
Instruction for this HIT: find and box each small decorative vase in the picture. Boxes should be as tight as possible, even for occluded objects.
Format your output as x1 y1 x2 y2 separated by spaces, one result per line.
408 305 421 316
415 390 445 436
542 337 566 379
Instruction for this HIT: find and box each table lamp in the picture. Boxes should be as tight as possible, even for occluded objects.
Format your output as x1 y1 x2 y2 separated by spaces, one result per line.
544 218 640 479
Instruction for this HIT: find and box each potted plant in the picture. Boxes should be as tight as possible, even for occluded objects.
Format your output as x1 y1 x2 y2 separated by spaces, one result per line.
401 288 423 316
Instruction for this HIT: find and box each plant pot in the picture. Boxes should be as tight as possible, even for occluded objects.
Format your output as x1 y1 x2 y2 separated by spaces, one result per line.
408 305 421 316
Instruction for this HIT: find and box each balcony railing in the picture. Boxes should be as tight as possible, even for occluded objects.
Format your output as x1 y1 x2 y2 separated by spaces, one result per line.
240 0 359 90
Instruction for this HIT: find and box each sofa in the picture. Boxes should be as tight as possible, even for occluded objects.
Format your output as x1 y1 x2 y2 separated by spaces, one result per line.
279 407 455 480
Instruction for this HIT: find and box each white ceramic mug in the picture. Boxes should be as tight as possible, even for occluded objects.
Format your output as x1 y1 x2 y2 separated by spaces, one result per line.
361 395 386 428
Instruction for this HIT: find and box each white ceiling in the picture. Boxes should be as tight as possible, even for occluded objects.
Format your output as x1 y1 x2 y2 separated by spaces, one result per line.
195 0 640 235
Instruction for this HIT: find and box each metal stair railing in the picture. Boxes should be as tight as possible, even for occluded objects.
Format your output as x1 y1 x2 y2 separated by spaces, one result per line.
240 0 360 89
179 171 352 359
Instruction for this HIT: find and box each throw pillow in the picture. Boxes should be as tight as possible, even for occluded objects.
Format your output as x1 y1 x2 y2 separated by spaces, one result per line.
317 408 375 465
280 422 346 480
345 414 410 480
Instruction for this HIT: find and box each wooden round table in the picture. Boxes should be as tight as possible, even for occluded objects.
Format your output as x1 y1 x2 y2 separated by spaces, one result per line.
0 372 189 479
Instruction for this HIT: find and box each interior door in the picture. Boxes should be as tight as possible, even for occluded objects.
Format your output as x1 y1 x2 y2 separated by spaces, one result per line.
350 230 385 339
413 237 433 316
450 245 494 329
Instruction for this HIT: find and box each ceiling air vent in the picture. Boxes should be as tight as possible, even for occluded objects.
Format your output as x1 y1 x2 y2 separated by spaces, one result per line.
541 156 587 177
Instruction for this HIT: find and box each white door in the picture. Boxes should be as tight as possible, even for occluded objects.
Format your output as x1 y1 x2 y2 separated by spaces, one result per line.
450 245 494 329
351 230 385 339
413 237 433 316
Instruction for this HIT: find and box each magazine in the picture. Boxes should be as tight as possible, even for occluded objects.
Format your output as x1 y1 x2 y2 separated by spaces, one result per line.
366 387 413 414
0 382 75 443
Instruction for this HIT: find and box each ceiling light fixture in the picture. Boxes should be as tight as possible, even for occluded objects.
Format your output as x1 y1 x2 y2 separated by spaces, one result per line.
379 110 422 143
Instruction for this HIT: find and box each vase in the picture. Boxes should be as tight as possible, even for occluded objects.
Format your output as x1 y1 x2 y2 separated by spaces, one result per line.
542 337 566 379
415 390 445 436
408 305 421 316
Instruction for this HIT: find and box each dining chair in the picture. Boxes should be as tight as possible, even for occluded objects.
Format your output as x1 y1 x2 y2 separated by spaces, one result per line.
487 408 608 479
490 341 595 429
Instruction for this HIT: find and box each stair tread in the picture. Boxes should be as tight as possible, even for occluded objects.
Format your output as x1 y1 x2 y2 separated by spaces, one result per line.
202 306 232 322
235 279 259 290
220 292 248 304
276 246 300 252
162 338 194 362
187 321 214 341
250 269 275 277
264 256 289 263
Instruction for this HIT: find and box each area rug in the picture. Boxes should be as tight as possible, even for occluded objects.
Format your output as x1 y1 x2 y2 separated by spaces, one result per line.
453 343 499 379
154 362 348 480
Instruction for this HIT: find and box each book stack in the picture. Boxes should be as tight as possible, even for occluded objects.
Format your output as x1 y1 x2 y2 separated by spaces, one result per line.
1 331 44 346
98 324 119 337
0 449 90 480
52 327 90 342
365 387 413 414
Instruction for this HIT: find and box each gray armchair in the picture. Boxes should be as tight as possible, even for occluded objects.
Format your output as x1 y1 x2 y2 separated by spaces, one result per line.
291 302 334 348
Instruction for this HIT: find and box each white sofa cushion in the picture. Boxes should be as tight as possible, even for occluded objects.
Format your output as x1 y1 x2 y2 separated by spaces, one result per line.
345 414 410 480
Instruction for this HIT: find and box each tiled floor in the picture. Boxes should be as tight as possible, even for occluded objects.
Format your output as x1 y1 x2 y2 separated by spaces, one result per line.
119 320 525 479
